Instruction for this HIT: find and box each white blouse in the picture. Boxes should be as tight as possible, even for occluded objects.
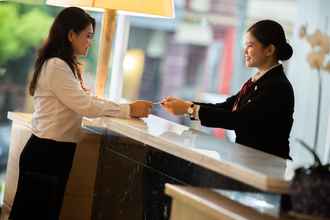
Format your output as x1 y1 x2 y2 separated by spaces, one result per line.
32 58 130 143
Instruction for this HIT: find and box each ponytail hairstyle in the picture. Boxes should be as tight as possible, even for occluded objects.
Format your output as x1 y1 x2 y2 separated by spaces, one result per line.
247 20 293 61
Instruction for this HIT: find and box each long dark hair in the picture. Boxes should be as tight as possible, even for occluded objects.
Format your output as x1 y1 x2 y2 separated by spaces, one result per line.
247 19 293 61
29 7 95 96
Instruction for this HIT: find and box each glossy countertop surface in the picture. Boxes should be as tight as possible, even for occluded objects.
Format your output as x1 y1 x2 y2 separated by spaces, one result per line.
165 184 296 220
8 112 292 193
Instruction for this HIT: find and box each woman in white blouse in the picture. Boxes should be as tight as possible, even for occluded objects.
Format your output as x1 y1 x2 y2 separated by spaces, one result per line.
9 7 152 220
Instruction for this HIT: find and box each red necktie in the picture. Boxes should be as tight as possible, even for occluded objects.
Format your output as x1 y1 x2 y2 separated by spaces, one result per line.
232 79 254 112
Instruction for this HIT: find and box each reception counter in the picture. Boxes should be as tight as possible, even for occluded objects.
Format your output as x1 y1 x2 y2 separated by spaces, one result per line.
3 112 292 220
82 113 290 193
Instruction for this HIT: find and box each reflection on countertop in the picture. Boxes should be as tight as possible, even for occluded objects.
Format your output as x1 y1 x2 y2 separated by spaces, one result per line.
213 189 281 217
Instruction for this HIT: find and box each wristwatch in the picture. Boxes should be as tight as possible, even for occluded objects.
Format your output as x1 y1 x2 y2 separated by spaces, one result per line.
187 103 195 117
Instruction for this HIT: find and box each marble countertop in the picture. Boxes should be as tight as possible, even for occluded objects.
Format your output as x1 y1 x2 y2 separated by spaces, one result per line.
8 112 292 193
83 114 293 193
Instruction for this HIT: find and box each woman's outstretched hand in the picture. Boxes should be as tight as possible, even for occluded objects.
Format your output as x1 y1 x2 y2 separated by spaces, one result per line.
160 96 192 116
130 100 153 118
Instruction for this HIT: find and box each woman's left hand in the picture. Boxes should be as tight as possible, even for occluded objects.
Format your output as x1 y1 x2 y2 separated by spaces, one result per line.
161 96 192 116
130 100 153 118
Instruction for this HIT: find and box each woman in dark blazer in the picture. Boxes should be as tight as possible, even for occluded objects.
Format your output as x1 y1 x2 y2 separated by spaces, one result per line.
161 20 294 159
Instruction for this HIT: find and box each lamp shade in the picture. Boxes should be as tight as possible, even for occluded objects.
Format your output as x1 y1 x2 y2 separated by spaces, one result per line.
2 0 44 4
46 0 175 18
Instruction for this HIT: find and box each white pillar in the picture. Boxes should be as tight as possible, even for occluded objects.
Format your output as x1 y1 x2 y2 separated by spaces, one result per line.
108 14 130 102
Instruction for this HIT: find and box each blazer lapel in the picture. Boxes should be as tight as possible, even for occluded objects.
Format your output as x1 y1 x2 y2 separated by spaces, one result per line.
237 65 284 110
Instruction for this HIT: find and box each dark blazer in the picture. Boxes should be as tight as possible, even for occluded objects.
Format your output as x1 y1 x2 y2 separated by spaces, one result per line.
195 65 294 159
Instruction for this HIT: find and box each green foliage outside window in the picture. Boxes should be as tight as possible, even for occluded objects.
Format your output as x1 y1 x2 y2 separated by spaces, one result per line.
0 3 52 65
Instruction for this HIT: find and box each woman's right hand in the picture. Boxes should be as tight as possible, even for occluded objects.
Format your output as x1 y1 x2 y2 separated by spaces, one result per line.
130 100 153 118
160 96 191 116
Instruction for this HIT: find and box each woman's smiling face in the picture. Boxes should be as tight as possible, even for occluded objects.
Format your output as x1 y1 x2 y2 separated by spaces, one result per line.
243 31 269 68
